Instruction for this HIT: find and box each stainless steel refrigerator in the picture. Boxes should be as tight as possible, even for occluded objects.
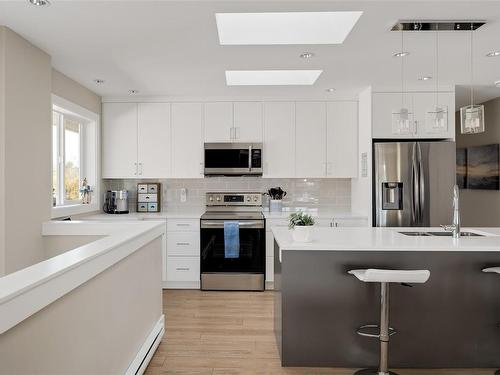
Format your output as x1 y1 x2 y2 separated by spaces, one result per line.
373 141 456 227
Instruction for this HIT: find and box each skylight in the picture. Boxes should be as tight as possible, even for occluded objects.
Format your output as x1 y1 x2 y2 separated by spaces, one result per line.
216 11 363 45
225 70 323 86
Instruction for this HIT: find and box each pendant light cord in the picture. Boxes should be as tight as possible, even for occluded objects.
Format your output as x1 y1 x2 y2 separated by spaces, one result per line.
401 26 405 106
470 23 474 107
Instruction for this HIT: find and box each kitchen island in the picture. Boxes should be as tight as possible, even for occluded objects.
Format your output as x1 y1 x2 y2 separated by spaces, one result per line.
272 226 500 368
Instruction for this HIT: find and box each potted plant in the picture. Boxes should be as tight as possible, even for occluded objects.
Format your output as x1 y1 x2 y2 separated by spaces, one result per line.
267 187 287 212
289 211 315 243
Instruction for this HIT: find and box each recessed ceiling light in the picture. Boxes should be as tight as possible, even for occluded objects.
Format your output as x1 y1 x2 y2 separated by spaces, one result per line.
394 52 410 57
216 11 363 45
326 88 336 92
418 76 432 81
27 0 51 6
94 79 105 85
128 89 139 95
486 51 500 57
300 52 315 59
495 80 500 87
225 70 322 86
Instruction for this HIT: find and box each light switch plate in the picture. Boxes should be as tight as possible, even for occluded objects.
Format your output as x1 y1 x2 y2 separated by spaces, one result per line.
180 188 187 203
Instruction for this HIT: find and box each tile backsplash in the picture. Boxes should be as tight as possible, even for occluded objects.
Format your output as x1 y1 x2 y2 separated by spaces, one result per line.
103 177 351 212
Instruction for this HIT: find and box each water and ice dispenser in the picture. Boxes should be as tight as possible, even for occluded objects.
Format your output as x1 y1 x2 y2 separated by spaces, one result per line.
382 182 403 210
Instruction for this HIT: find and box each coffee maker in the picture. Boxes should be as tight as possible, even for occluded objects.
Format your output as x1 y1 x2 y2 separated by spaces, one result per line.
103 190 129 214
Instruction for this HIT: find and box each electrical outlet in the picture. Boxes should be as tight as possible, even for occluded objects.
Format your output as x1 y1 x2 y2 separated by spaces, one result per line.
180 188 187 203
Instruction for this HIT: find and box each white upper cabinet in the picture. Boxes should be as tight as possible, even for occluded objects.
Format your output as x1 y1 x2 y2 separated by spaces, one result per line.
233 102 263 142
102 103 138 178
413 92 455 139
263 102 295 178
326 102 358 178
171 103 204 178
372 92 455 139
372 92 414 139
137 103 171 178
204 102 233 142
295 102 327 178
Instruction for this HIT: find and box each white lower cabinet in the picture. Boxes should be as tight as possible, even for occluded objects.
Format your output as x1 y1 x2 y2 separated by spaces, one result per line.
167 257 200 283
166 218 200 289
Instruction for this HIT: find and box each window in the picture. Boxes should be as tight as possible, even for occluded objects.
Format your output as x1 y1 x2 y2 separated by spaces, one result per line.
51 95 99 218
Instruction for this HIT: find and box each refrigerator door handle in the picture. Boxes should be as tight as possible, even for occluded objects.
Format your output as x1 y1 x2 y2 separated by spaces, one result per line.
417 143 425 223
411 143 419 225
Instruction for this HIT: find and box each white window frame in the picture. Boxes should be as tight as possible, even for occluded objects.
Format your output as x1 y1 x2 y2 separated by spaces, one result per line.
51 95 100 218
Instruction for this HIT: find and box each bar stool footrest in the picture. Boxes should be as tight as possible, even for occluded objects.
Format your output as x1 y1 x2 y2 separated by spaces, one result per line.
356 324 397 338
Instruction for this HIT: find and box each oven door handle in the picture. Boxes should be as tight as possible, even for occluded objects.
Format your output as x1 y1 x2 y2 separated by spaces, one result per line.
200 220 264 229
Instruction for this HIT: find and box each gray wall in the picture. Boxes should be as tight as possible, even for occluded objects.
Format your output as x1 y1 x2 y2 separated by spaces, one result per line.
0 237 162 375
456 96 500 227
0 26 52 275
0 26 102 276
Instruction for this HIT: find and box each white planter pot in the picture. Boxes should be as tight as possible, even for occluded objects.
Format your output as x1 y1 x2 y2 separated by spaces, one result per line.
270 199 283 212
292 226 313 243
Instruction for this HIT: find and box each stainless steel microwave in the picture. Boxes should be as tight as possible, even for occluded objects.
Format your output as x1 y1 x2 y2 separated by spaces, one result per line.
204 143 263 176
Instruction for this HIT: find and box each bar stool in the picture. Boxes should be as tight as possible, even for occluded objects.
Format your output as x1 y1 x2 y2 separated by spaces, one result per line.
482 267 500 375
348 268 431 375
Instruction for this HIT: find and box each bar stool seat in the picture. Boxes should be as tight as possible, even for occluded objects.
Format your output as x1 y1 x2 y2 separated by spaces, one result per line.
349 269 430 284
482 267 500 375
349 268 430 375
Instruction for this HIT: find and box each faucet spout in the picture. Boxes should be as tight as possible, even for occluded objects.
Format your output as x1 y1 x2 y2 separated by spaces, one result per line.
441 185 461 238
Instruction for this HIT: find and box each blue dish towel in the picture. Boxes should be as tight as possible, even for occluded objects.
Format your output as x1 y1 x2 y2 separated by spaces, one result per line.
224 221 240 259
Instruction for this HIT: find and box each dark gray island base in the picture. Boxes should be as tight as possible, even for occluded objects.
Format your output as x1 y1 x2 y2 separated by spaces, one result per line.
273 241 500 368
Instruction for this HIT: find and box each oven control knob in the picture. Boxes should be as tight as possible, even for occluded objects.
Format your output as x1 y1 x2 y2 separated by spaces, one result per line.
216 196 221 202
246 196 251 202
253 196 258 202
209 196 214 202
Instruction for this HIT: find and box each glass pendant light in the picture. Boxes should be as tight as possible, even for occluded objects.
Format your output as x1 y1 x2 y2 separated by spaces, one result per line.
460 23 485 134
392 27 413 135
426 24 448 133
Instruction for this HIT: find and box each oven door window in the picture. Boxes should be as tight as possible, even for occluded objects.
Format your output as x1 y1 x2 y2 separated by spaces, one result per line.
205 149 250 169
201 225 265 273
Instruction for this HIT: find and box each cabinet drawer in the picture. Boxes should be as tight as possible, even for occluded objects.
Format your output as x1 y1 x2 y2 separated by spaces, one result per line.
266 232 275 257
138 184 148 193
167 233 199 256
167 219 199 232
137 202 148 212
148 184 159 193
138 193 157 203
167 257 199 282
148 202 158 212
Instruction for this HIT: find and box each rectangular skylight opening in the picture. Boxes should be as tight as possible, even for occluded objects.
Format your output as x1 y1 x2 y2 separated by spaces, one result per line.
225 70 323 86
216 11 363 45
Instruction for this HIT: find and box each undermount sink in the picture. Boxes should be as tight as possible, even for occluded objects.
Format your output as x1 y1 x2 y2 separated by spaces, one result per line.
399 231 485 237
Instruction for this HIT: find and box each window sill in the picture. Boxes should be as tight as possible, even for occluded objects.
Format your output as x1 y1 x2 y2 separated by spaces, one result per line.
51 202 99 219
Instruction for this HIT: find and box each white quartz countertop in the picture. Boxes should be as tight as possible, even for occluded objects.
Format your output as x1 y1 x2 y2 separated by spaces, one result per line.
82 208 366 221
263 208 367 220
272 227 500 252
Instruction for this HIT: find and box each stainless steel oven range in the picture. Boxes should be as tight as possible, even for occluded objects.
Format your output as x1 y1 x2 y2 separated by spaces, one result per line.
200 192 265 291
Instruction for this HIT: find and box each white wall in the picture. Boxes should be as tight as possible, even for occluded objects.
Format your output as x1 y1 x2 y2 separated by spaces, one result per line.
351 87 372 223
1 26 52 275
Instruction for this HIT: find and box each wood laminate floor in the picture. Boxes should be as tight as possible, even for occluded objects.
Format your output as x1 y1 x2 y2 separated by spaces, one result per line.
144 290 495 375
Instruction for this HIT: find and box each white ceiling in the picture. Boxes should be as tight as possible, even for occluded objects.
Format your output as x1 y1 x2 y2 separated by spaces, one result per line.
1 0 500 104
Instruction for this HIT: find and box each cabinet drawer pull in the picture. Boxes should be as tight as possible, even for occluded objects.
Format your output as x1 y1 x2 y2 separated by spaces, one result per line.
176 242 190 246
176 223 190 227
175 267 190 271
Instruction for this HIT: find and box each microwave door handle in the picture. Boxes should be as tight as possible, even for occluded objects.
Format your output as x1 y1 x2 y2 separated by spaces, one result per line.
248 145 252 172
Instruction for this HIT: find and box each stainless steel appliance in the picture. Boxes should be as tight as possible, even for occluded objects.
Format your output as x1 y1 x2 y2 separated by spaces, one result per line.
204 143 263 176
103 190 129 214
373 141 456 227
200 192 265 291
